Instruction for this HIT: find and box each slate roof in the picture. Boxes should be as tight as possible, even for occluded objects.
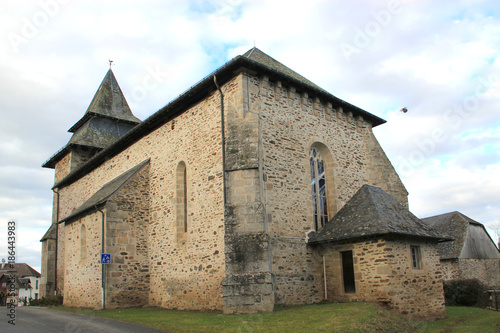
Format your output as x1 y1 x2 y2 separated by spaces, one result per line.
43 69 141 169
0 263 40 278
40 223 57 241
59 159 149 223
422 211 500 259
308 184 450 244
0 274 24 289
69 69 141 133
68 117 137 149
50 48 386 189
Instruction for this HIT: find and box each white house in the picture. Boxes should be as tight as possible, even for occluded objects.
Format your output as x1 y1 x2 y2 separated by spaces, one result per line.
0 263 41 306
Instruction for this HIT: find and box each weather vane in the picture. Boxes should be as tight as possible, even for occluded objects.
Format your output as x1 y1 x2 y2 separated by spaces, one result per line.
109 59 113 68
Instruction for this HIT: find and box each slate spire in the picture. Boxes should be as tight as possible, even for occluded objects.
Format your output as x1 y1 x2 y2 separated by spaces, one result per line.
43 69 141 169
69 69 140 133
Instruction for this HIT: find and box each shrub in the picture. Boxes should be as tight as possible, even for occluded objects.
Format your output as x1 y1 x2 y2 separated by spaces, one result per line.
29 295 63 306
443 279 488 307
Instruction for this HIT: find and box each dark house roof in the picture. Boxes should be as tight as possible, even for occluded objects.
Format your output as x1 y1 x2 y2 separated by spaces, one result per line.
0 274 24 290
422 211 500 259
0 263 40 278
50 48 386 189
309 184 450 244
42 69 141 169
59 159 149 223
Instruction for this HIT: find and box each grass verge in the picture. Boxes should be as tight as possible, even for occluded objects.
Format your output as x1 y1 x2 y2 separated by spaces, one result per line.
424 306 500 333
51 303 500 333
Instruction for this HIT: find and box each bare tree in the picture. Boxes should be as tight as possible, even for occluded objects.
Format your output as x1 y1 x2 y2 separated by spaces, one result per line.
486 220 500 249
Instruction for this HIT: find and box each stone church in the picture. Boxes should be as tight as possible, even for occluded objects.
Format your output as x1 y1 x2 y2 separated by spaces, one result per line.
40 48 449 319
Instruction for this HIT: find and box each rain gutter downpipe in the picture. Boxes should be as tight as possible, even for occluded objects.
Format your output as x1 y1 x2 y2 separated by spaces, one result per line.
52 188 59 295
95 204 106 309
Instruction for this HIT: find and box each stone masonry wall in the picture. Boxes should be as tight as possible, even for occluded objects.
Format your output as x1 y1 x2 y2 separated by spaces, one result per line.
442 259 500 289
105 163 150 308
56 224 64 295
241 72 408 306
63 212 103 309
54 76 238 310
222 73 274 313
321 238 445 319
322 240 387 304
54 152 71 184
40 238 56 297
364 130 408 208
223 170 274 313
440 259 459 281
271 238 323 305
463 259 500 288
70 147 98 172
384 239 445 319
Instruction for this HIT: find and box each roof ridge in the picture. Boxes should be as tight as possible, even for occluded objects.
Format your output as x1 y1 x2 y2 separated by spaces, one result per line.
422 211 459 220
244 46 257 58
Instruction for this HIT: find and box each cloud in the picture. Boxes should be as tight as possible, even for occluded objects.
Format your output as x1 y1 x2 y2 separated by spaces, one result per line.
407 161 500 224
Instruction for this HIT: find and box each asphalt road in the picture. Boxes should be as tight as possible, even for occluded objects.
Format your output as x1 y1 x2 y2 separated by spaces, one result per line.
0 306 169 333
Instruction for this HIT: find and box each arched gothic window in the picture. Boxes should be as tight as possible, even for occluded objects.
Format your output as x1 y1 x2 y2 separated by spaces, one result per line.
310 147 328 230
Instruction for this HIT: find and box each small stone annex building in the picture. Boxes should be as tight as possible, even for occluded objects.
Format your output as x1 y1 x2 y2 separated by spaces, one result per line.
422 211 500 289
40 48 449 319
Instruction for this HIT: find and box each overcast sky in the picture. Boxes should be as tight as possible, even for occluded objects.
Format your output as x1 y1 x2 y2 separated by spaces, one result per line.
1 0 499 273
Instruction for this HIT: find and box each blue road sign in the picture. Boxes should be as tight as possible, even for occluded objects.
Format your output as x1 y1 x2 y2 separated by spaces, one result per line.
101 253 111 264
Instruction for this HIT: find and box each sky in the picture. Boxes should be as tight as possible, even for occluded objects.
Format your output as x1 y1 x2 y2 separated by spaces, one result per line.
0 0 499 273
